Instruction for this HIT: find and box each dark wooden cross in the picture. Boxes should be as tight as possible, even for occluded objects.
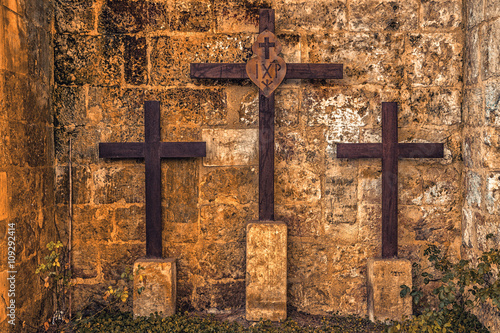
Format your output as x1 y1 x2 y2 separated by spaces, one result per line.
99 101 206 258
337 102 444 258
259 37 275 59
191 8 343 221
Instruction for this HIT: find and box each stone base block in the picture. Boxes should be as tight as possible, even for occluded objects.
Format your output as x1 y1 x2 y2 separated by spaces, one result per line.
367 258 412 322
133 258 176 318
246 221 287 321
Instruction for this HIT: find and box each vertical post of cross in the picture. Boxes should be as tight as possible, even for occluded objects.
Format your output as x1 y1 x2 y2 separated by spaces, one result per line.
144 101 163 258
259 8 275 221
381 102 398 258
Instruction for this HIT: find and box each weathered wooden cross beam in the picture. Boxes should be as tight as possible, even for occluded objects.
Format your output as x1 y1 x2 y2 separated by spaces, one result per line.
191 8 343 221
337 102 444 258
99 101 206 258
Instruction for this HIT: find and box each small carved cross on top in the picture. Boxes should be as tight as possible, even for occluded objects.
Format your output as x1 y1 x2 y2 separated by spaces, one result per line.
337 102 444 258
99 101 206 258
191 8 343 221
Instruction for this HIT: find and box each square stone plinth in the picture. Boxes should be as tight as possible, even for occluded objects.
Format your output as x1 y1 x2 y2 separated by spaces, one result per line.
133 258 176 318
246 221 287 321
367 258 412 322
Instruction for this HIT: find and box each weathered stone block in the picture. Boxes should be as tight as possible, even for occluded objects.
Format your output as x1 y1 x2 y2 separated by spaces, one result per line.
485 0 500 20
214 0 270 33
463 87 483 126
486 173 500 215
54 34 122 85
276 0 346 32
246 221 287 321
3 7 28 74
465 27 480 85
114 205 146 242
398 163 423 206
124 36 147 85
170 0 212 32
146 88 227 127
399 88 461 127
325 174 357 224
465 171 482 209
302 87 375 156
98 0 147 34
162 159 200 225
200 167 258 205
367 258 412 322
133 258 176 318
200 242 245 280
483 127 500 168
202 129 258 166
72 244 99 279
101 243 145 280
276 165 321 204
72 205 113 246
485 81 500 126
0 172 7 220
87 87 145 129
200 204 256 242
306 33 404 87
421 166 460 206
55 0 95 33
275 204 322 237
481 20 500 79
150 34 253 85
421 0 461 29
93 165 145 204
407 33 462 87
466 0 483 28
349 0 418 31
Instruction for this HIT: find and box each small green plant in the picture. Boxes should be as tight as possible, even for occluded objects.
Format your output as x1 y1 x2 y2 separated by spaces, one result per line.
389 243 500 332
103 265 145 304
36 241 73 325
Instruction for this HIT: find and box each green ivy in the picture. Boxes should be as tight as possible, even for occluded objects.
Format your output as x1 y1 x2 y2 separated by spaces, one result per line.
68 311 387 333
389 244 500 333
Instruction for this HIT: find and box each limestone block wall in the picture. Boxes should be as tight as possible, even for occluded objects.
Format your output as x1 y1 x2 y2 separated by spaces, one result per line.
463 0 500 329
53 0 464 315
0 0 56 331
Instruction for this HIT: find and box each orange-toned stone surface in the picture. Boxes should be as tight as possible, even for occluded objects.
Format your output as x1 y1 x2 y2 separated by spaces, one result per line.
246 221 287 321
367 258 412 322
133 258 176 318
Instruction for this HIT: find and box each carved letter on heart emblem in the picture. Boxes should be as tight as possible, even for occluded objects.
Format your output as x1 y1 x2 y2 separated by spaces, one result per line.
246 31 287 97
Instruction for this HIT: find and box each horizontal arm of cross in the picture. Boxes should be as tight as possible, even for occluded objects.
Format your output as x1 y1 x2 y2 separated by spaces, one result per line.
159 142 206 158
398 143 444 158
100 142 207 159
190 63 343 80
336 143 444 159
99 142 145 159
337 143 381 158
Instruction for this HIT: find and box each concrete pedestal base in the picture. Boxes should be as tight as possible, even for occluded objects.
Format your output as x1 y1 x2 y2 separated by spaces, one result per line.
133 258 176 318
246 221 287 321
367 258 412 322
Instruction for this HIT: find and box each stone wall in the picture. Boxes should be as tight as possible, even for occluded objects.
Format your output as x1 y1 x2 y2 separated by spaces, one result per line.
53 0 464 316
463 0 500 329
0 0 56 331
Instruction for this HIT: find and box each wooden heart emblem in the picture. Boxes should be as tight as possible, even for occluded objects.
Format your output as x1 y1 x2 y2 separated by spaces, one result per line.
246 31 287 97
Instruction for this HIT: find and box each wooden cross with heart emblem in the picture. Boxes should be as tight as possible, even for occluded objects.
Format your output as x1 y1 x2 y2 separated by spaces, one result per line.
191 8 343 221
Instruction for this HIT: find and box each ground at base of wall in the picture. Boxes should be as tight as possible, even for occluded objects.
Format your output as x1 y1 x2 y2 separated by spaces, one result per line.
35 309 388 333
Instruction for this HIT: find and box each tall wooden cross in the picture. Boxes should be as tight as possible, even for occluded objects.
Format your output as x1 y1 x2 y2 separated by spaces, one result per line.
336 102 444 258
99 101 206 258
191 8 343 221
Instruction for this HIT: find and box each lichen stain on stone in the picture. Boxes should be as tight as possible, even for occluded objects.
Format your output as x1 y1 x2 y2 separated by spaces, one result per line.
307 95 369 155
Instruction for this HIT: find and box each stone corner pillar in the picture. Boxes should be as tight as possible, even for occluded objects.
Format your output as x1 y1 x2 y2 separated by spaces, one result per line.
133 257 176 318
367 258 412 322
246 221 287 322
